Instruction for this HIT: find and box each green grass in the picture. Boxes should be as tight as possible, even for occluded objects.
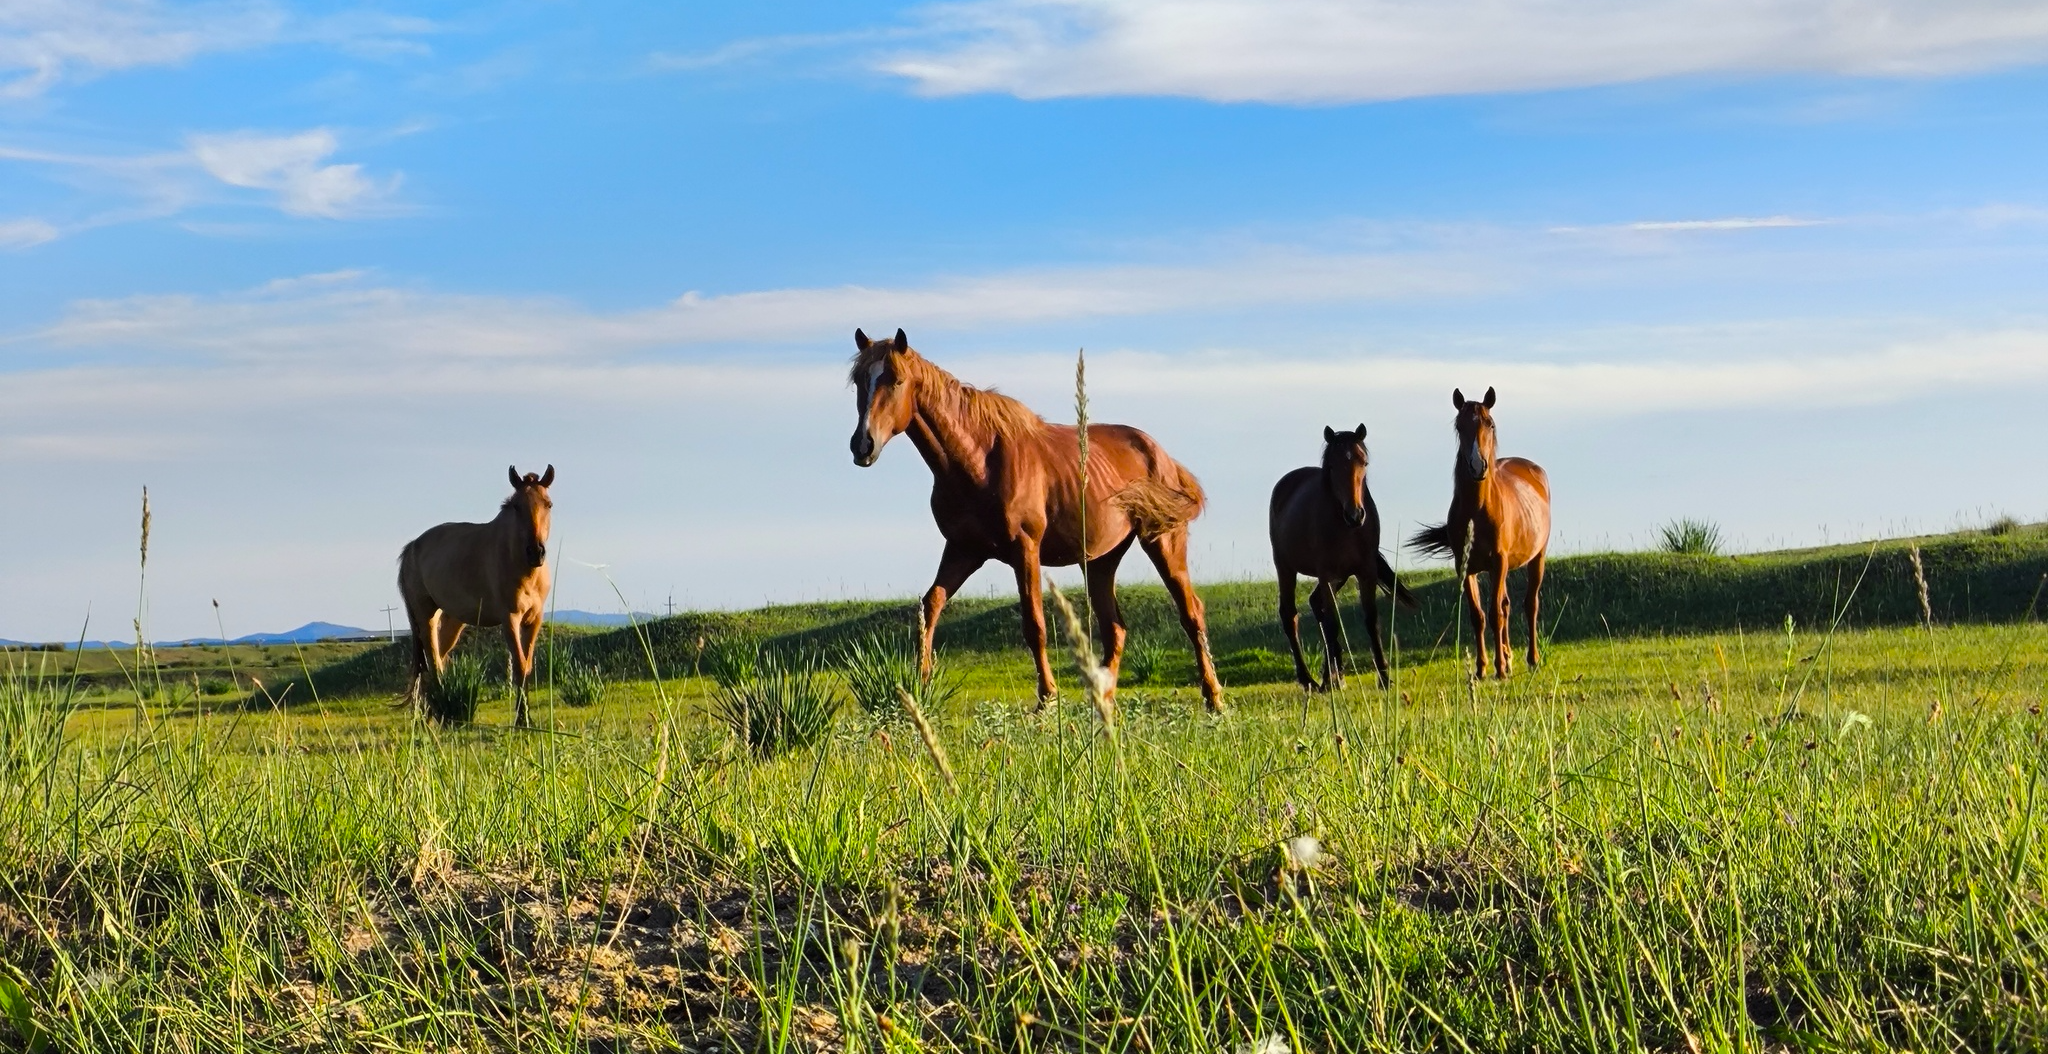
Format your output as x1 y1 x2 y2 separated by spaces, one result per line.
2 527 2045 1051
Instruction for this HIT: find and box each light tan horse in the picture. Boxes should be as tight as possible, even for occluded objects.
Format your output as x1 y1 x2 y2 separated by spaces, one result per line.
849 328 1225 710
399 465 554 725
1409 387 1551 678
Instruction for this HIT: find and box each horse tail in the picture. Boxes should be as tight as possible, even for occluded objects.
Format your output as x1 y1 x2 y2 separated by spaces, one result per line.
1407 521 1455 559
1376 552 1422 610
1113 459 1206 541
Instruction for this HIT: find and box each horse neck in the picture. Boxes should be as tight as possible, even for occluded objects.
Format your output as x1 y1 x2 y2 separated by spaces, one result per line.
1451 470 1497 531
492 500 533 552
904 370 994 485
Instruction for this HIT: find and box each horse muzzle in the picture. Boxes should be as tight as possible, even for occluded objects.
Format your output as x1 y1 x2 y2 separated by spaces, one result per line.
1346 506 1368 528
851 430 878 467
527 543 547 567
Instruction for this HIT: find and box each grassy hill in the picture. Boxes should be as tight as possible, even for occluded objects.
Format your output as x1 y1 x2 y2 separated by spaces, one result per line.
269 522 2048 701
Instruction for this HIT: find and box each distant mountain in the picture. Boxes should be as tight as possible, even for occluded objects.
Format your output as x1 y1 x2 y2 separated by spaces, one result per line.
13 622 390 649
546 610 659 627
231 622 379 644
4 615 650 650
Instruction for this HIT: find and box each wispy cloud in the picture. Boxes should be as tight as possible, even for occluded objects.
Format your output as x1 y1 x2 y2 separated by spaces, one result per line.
0 126 403 241
0 0 433 99
1625 217 1826 232
871 0 2048 104
0 216 58 247
186 129 399 218
34 246 1497 359
0 0 279 98
22 253 2048 417
1548 215 1831 235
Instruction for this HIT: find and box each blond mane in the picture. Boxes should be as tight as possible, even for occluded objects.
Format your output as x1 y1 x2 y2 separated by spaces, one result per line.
851 342 1045 439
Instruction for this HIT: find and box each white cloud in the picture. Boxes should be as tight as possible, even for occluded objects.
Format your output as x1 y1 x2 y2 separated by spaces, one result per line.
0 127 402 239
0 216 57 246
0 0 280 97
0 0 435 99
24 260 2048 416
186 128 397 218
1625 217 1825 232
1074 329 2048 413
34 246 1498 359
878 0 2048 103
1546 215 1831 235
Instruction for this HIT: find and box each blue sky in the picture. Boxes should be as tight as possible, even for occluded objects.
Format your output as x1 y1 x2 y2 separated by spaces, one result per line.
5 0 2048 641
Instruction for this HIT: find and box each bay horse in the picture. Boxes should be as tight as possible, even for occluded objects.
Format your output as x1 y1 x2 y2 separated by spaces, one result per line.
1408 387 1550 679
1269 424 1419 691
398 465 554 726
848 328 1225 710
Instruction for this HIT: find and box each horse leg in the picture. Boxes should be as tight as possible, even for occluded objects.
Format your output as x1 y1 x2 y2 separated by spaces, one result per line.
1086 535 1136 698
401 597 436 710
1491 560 1513 679
503 614 526 727
1461 572 1488 680
1524 550 1547 670
921 540 988 681
1141 529 1224 712
433 617 465 689
510 609 541 728
1011 541 1057 706
1308 579 1344 692
1357 560 1391 690
1276 565 1316 691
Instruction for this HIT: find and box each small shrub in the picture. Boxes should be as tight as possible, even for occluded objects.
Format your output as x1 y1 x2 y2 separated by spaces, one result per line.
840 632 960 718
701 636 759 688
199 677 236 696
1121 639 1169 685
556 662 607 708
712 655 839 758
1658 518 1723 556
424 656 489 725
1984 514 2021 536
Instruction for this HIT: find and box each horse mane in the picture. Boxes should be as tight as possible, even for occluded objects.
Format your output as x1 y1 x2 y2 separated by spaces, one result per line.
851 343 1044 439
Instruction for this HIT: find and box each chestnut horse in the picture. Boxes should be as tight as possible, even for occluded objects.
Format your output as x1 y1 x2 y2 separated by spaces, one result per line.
399 465 554 726
848 328 1224 710
1409 387 1550 678
1269 424 1419 691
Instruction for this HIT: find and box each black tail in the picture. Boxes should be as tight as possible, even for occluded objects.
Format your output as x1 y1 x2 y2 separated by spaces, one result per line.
1408 522 1455 558
1375 552 1421 610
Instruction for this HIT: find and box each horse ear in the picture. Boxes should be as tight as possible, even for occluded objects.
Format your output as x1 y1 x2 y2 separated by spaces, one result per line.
893 328 908 351
508 465 521 489
1323 425 1336 443
1356 423 1367 438
854 328 870 351
1482 386 1497 409
1452 388 1465 409
539 464 554 488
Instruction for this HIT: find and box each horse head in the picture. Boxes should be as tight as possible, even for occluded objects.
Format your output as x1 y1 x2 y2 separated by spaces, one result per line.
849 328 918 467
1451 387 1498 483
506 464 555 568
1321 424 1370 527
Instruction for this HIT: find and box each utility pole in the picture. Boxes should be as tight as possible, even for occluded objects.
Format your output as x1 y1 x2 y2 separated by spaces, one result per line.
380 605 400 641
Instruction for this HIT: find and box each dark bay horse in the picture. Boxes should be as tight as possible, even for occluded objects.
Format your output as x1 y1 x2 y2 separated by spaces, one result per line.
1409 387 1550 678
1269 424 1419 691
848 328 1225 710
399 465 554 726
